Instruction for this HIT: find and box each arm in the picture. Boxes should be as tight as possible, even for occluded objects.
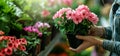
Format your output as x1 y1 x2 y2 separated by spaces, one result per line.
102 6 120 55
89 26 112 40
102 40 120 55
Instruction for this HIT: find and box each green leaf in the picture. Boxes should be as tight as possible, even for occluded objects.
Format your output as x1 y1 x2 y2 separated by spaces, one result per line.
16 14 32 22
12 22 23 31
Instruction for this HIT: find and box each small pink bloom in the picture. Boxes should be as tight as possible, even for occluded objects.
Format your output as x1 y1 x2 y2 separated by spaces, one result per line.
38 32 42 37
23 26 33 32
34 22 44 28
14 42 19 49
66 10 73 19
88 13 99 24
43 23 50 28
0 49 5 55
72 11 83 24
19 45 26 51
20 38 27 45
0 52 4 56
76 5 90 12
62 0 72 6
78 10 89 19
9 37 16 42
4 47 12 55
31 26 39 33
53 8 71 19
41 9 50 17
7 42 14 49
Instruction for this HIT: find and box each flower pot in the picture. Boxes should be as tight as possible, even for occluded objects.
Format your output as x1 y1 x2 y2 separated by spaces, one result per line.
66 33 83 49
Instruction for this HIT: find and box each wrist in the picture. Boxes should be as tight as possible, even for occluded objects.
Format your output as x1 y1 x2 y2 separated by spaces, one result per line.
89 26 105 37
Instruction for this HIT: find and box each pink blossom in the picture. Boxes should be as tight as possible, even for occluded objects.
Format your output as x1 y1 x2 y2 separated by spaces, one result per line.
20 38 27 45
19 45 26 51
53 8 71 19
0 49 5 55
76 5 90 12
23 26 33 32
78 9 90 19
66 10 73 19
43 23 50 28
14 42 19 49
7 42 14 49
38 32 42 37
62 0 72 6
88 13 99 24
48 0 55 6
72 11 83 24
0 52 4 56
4 47 12 55
31 26 39 33
34 22 44 28
41 9 50 17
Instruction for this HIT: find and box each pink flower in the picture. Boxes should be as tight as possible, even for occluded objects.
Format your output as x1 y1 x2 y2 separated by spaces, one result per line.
19 45 26 51
9 37 16 43
72 11 83 24
76 5 90 12
53 8 71 19
66 10 73 20
0 52 4 56
62 0 72 6
34 22 44 28
7 42 14 49
4 47 12 55
88 13 99 24
0 49 5 55
78 10 90 19
43 23 50 28
41 9 50 17
14 42 19 49
38 32 42 37
48 0 55 6
23 26 33 32
20 38 27 45
31 26 39 33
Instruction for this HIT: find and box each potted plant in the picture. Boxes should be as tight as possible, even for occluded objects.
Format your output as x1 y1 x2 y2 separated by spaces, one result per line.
53 5 99 48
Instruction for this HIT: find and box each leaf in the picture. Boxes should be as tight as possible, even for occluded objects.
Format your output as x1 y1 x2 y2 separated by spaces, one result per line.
16 14 32 22
12 22 23 31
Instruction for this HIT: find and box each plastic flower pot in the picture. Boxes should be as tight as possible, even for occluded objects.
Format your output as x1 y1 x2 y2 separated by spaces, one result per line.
66 33 83 49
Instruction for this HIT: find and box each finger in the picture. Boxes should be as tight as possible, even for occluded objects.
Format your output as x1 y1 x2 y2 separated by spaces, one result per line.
69 47 77 52
75 41 93 52
70 41 93 53
76 35 87 40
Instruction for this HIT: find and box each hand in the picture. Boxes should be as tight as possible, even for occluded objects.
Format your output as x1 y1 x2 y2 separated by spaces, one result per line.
88 26 105 37
69 35 103 53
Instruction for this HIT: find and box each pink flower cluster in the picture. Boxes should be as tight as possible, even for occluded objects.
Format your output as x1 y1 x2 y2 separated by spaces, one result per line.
23 22 50 37
41 9 50 17
62 0 72 6
0 36 27 56
53 5 99 24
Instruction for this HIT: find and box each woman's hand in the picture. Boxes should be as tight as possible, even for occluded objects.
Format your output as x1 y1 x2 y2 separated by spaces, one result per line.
70 35 103 53
88 26 105 37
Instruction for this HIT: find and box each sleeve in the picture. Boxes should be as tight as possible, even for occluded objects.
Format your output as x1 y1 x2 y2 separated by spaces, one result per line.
102 40 120 55
103 27 112 40
102 6 120 55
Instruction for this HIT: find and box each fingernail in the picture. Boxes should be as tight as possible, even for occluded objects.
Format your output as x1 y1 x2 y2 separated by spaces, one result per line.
76 35 78 38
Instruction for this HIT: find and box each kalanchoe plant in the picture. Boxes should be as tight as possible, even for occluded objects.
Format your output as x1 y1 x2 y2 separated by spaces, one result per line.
53 5 99 48
23 21 51 55
53 5 99 35
0 34 27 56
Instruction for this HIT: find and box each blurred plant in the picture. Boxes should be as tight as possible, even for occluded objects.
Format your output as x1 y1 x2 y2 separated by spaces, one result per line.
53 5 99 35
23 21 51 55
0 31 27 56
